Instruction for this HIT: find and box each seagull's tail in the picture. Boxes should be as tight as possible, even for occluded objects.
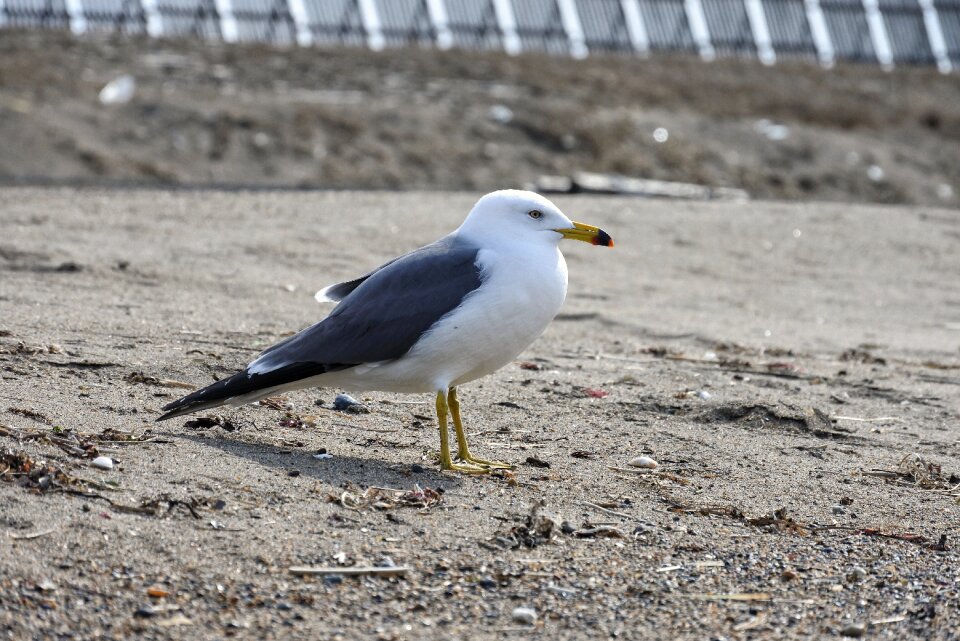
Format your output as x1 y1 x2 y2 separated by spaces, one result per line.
156 362 342 422
156 371 253 421
156 398 233 422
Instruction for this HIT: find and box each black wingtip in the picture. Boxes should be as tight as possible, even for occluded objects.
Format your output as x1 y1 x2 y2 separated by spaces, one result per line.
155 408 180 422
155 374 241 422
155 400 199 422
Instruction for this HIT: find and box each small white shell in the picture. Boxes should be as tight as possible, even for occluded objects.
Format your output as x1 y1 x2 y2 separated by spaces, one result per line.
628 456 658 469
511 607 537 625
92 456 114 470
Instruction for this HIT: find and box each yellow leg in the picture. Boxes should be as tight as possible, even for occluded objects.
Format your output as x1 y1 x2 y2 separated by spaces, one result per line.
448 388 513 470
435 391 488 474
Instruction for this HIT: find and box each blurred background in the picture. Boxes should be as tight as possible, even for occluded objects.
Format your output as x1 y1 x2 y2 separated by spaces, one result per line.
0 0 958 207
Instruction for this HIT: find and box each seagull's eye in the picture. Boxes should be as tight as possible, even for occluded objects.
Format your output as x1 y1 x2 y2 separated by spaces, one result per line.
527 210 543 220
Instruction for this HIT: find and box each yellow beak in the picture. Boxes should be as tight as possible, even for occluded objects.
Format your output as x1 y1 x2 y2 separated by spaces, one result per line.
554 221 614 247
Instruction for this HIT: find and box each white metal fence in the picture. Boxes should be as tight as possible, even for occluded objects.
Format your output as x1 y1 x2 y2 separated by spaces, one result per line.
0 0 956 71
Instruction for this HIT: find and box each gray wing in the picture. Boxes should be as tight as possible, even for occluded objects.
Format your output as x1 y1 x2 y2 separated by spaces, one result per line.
253 235 482 371
158 235 482 419
315 255 404 302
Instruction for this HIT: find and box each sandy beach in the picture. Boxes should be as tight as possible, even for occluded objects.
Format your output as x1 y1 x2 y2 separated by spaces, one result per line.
1 187 958 639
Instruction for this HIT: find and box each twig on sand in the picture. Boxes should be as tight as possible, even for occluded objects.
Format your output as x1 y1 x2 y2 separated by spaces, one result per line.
859 470 900 479
809 524 949 551
681 593 771 601
289 566 409 577
609 466 691 485
832 416 903 423
7 528 57 540
582 501 631 519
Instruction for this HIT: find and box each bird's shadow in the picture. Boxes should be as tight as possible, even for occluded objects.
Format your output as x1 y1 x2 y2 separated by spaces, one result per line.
171 430 463 491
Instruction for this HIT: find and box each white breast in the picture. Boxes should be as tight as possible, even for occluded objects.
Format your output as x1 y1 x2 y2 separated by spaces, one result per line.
327 242 568 394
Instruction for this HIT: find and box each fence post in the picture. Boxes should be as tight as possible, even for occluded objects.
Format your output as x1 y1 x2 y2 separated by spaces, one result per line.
804 0 835 67
744 0 776 64
862 0 894 68
211 0 239 42
64 0 88 33
288 0 314 46
492 0 522 54
620 0 650 55
557 0 588 58
357 0 385 50
139 0 162 36
918 0 953 73
685 0 716 60
425 0 453 49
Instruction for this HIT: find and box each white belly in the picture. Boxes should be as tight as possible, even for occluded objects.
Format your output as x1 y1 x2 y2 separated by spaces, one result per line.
321 244 569 393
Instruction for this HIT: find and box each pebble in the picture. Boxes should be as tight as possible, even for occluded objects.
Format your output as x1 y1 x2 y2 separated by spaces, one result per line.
628 456 658 469
99 74 136 105
846 566 867 582
488 104 514 124
840 623 866 638
511 606 537 626
323 574 343 586
333 393 369 413
831 505 846 515
378 556 396 568
91 456 113 470
695 390 712 400
36 579 57 593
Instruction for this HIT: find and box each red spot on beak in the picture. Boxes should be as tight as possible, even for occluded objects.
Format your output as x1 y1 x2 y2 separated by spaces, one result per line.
592 229 614 247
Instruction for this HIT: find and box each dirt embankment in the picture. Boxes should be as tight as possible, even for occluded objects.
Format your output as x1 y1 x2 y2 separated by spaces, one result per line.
0 30 959 207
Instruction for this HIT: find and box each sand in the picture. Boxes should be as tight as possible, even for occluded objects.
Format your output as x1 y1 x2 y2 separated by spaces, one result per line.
1 188 958 640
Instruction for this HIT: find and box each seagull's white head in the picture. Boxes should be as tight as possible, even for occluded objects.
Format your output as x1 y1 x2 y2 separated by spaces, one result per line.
456 190 614 249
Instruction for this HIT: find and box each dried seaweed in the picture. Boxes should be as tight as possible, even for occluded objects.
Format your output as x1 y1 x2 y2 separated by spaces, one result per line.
669 503 809 535
0 425 156 459
896 453 955 489
490 501 561 549
332 485 443 511
1 448 95 493
184 415 238 431
696 403 856 440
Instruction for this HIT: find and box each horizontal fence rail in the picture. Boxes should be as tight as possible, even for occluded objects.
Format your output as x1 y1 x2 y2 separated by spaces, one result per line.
0 0 954 70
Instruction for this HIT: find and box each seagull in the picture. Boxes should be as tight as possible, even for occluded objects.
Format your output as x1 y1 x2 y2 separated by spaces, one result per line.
158 190 613 473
